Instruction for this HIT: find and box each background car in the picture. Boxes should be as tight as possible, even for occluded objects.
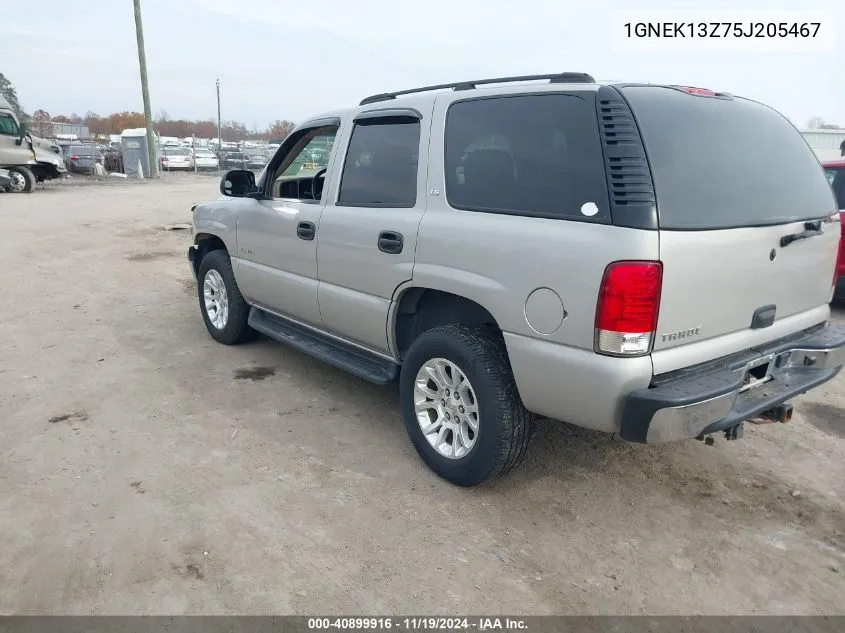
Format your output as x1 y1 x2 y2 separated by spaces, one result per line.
246 151 267 170
191 148 219 171
102 146 124 173
65 145 104 174
220 151 247 170
160 147 194 171
823 159 845 300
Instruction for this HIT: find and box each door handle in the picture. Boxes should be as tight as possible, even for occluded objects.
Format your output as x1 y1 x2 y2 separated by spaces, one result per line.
297 221 316 241
378 230 404 254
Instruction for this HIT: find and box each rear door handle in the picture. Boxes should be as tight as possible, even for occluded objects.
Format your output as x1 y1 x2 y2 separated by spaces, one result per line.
378 230 404 254
297 221 316 241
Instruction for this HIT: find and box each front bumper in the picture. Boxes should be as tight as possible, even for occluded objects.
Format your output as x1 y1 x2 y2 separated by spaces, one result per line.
619 323 845 443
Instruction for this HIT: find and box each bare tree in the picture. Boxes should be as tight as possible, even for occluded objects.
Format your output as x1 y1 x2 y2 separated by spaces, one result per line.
32 109 54 137
0 72 25 119
807 116 825 129
268 119 296 141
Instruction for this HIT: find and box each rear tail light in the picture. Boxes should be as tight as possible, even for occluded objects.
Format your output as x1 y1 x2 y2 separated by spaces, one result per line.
70 155 78 161
595 261 663 356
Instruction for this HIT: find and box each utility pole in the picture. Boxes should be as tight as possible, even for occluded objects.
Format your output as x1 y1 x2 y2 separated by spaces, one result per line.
216 78 222 151
132 0 157 178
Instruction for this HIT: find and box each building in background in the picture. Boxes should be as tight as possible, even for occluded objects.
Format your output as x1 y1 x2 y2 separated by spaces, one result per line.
800 128 845 161
51 121 90 139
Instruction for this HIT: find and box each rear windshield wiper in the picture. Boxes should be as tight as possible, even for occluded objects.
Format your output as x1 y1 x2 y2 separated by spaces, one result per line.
780 220 824 247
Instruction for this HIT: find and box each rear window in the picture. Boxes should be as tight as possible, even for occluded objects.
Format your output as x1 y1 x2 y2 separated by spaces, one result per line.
825 167 845 210
69 146 96 156
623 86 836 229
444 94 610 222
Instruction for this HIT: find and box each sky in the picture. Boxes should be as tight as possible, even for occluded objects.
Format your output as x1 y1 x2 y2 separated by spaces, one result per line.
1 0 843 129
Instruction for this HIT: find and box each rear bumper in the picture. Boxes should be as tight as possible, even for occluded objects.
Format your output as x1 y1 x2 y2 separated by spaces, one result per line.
619 323 845 443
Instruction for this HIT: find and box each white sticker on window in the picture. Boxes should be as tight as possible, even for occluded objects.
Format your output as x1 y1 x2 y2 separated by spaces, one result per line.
580 202 599 217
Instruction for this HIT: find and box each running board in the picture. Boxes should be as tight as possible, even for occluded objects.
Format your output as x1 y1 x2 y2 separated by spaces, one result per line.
248 307 399 385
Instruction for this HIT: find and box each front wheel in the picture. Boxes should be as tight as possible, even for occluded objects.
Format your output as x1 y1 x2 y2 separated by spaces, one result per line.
196 249 257 345
400 325 533 486
6 166 36 193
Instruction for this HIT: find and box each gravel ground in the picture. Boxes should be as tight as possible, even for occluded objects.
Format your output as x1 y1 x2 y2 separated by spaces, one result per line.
1 175 844 615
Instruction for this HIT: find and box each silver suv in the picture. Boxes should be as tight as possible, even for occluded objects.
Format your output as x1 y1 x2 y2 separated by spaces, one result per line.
189 72 845 486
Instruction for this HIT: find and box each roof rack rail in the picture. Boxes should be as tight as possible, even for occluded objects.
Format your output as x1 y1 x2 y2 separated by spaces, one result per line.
359 72 595 106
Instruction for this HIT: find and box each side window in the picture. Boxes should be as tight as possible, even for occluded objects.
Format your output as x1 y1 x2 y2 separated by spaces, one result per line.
279 133 335 178
0 113 20 136
338 117 421 208
268 126 337 200
829 169 845 210
444 94 610 221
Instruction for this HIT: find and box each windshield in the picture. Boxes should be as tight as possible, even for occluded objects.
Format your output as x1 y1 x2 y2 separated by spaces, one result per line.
164 148 190 156
623 86 836 229
69 146 97 156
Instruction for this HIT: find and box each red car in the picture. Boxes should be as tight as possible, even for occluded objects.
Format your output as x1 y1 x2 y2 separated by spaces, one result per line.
823 159 845 300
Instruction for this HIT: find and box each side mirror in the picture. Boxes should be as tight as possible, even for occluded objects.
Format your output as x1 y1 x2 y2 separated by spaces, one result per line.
220 169 257 197
15 122 27 146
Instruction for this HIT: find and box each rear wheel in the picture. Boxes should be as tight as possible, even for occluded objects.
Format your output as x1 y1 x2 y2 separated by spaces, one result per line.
197 249 256 345
400 325 533 486
6 166 35 193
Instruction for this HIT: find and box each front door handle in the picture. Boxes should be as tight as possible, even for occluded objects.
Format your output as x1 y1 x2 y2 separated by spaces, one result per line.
378 230 404 254
297 221 316 241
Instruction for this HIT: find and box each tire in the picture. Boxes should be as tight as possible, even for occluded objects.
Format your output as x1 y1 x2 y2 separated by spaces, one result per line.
196 249 257 345
6 166 36 193
400 325 533 486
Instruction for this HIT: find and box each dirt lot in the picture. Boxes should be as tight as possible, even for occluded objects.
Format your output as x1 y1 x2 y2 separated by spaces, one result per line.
1 175 844 615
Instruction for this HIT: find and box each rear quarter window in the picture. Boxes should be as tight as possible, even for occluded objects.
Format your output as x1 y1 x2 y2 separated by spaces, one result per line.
444 93 610 222
623 86 836 229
